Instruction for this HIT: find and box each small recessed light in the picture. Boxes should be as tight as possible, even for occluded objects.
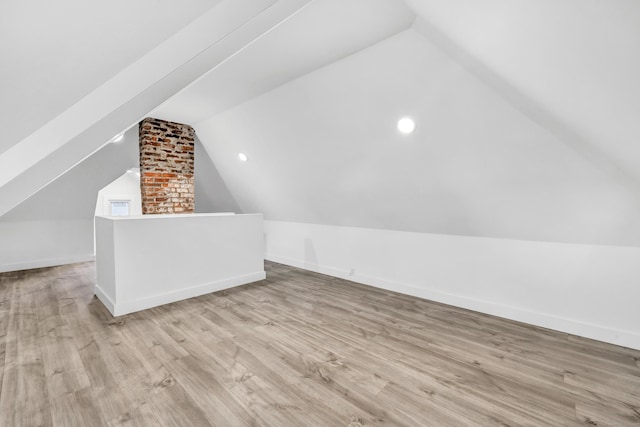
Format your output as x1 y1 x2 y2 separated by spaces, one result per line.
111 132 125 143
397 117 416 134
238 153 248 162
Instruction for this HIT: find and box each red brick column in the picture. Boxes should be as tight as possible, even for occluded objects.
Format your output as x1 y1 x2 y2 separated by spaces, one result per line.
139 117 195 214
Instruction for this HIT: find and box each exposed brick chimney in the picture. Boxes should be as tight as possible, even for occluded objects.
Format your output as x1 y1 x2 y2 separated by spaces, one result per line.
139 117 195 214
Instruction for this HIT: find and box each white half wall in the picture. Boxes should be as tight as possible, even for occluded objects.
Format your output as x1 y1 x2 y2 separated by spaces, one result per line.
95 213 265 316
0 220 94 273
264 220 640 350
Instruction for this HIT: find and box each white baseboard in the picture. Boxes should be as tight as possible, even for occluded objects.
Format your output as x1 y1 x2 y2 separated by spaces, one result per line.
266 253 640 350
95 271 266 317
0 254 96 273
94 284 116 314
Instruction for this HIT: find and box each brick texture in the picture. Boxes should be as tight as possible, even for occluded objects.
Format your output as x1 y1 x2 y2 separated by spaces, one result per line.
139 117 195 214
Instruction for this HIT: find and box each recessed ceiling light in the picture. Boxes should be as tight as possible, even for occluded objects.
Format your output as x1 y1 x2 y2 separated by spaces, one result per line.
238 153 248 162
111 132 125 143
397 117 416 134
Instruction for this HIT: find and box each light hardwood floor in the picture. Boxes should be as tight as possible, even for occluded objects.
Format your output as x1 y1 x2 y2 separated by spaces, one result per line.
0 261 639 426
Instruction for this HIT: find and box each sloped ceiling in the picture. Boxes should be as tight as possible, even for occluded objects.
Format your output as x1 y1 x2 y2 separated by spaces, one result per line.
405 0 640 188
184 0 640 247
0 130 238 222
0 129 139 221
3 0 640 248
151 0 415 124
194 27 640 247
0 0 218 153
0 0 313 217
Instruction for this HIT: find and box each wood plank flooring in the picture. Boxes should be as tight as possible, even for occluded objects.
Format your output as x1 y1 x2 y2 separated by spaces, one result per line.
0 261 639 426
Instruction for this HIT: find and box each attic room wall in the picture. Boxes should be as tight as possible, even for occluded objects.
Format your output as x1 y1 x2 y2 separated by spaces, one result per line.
194 136 241 213
195 28 640 348
95 171 143 217
0 131 236 273
0 130 138 272
196 28 640 246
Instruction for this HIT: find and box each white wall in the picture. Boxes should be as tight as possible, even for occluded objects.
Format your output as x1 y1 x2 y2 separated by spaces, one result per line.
194 137 241 213
405 0 640 190
0 130 138 272
265 220 640 350
1 128 139 222
196 28 640 247
95 170 142 217
0 220 94 273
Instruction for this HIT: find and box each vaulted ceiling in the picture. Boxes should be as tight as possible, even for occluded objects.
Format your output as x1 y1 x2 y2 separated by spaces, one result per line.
0 0 313 216
2 0 640 246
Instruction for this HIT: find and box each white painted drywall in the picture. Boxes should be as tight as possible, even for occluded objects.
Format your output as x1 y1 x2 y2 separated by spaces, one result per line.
95 213 265 315
264 220 640 350
195 28 640 247
405 0 640 190
1 128 138 221
0 0 220 152
0 220 94 273
194 137 241 213
0 130 137 272
152 0 415 124
94 170 142 217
